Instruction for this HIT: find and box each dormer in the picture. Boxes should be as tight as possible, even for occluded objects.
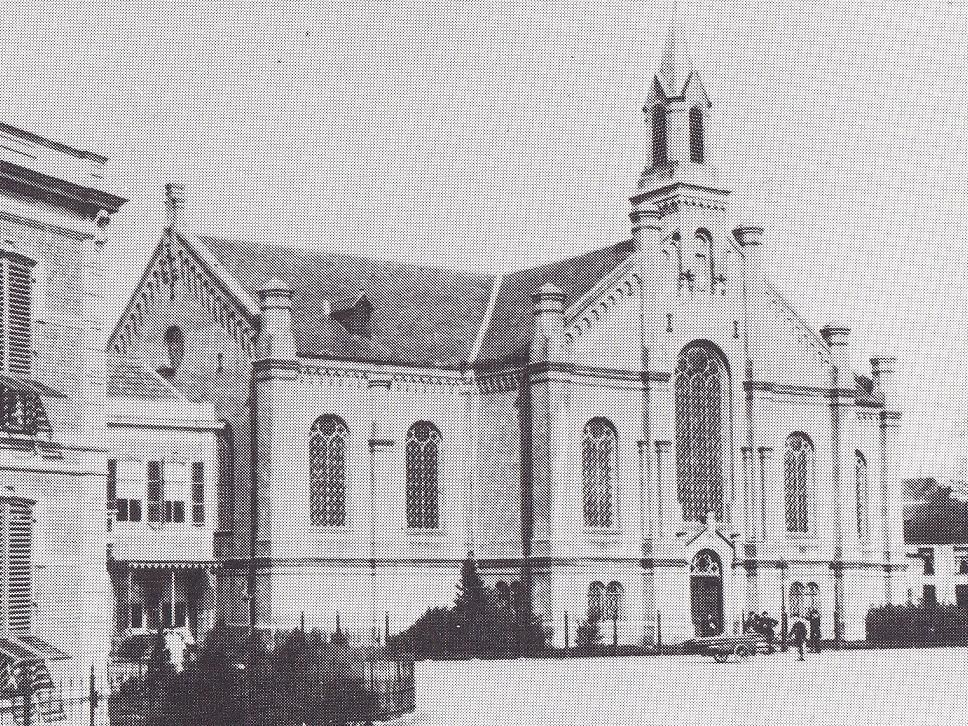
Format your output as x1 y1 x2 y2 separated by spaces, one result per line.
330 293 373 338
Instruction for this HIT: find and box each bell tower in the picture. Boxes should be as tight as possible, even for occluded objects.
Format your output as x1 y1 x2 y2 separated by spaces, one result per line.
634 24 729 222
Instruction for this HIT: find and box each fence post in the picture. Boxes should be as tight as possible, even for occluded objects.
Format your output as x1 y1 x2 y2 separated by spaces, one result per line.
89 665 98 726
385 612 390 646
612 613 618 653
656 611 662 655
20 668 30 726
563 611 569 653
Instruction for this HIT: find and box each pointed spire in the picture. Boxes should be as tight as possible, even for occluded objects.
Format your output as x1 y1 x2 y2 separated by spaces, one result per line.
657 17 695 99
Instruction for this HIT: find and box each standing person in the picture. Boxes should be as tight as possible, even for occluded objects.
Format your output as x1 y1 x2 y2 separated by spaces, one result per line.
761 611 779 653
705 614 718 637
807 608 821 653
790 617 808 661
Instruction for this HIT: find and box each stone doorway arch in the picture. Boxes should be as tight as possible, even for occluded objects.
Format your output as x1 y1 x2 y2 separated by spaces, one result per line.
690 549 724 636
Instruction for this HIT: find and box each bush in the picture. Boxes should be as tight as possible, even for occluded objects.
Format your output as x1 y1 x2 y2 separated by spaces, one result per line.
866 602 968 645
575 619 602 652
110 624 400 726
390 553 548 659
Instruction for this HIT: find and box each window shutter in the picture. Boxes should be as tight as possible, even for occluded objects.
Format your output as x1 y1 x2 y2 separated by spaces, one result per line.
6 261 32 376
6 500 33 633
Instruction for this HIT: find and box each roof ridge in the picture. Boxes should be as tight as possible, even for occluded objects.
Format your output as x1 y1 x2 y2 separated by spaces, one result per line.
469 274 503 366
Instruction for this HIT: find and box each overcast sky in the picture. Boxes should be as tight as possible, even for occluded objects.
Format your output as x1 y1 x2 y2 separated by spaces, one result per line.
1 0 966 479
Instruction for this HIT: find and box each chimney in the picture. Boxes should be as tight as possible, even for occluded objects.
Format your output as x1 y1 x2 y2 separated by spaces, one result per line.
820 322 851 383
165 182 186 232
256 278 296 361
871 356 897 409
530 283 566 363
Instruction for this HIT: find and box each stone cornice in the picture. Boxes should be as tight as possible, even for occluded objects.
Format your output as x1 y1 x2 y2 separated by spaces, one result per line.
0 159 127 214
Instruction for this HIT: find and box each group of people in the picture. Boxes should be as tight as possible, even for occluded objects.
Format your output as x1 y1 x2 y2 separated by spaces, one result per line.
741 608 822 660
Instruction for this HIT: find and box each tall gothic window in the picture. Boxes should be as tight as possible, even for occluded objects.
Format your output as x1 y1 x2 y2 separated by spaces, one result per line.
675 343 728 523
856 450 869 539
652 105 668 165
406 422 441 529
587 582 605 623
784 433 813 533
689 107 705 163
582 418 617 529
309 415 348 526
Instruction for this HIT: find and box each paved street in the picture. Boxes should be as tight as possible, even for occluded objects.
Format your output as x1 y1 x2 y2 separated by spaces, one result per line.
413 648 968 726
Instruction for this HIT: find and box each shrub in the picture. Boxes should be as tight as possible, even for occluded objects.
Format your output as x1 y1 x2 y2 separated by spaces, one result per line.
575 619 603 652
390 553 548 659
866 602 968 645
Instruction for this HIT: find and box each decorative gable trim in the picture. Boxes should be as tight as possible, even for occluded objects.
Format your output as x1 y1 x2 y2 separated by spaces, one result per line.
107 232 257 359
563 256 641 344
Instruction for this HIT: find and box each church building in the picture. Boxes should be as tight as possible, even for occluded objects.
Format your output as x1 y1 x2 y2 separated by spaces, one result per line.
108 29 906 645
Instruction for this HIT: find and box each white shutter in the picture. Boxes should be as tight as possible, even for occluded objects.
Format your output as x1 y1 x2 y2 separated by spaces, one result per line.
6 260 31 376
6 500 32 633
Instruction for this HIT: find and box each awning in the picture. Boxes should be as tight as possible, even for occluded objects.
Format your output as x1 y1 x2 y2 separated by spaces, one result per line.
0 374 66 399
110 559 220 572
0 635 67 663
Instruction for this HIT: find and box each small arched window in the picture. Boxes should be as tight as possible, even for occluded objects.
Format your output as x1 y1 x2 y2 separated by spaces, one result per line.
588 582 605 623
310 415 348 526
689 107 704 163
582 418 617 529
856 451 869 539
790 582 805 617
807 582 820 611
406 422 441 529
164 326 185 374
605 582 624 621
784 433 813 533
652 105 668 166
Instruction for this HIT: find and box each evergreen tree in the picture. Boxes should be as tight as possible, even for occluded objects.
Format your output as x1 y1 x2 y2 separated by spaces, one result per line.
454 552 490 655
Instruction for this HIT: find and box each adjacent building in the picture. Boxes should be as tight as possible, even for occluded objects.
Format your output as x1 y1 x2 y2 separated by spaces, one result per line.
107 27 907 647
0 122 126 682
106 355 221 651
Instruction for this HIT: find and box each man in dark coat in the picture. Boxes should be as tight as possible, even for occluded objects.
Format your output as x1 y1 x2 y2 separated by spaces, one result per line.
790 617 808 661
807 608 821 653
761 611 779 653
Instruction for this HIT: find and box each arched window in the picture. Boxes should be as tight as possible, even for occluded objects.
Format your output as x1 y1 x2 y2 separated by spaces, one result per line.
807 582 820 611
605 582 624 621
784 433 813 533
309 415 348 526
582 418 617 529
790 582 805 617
689 107 704 163
675 343 729 523
216 423 235 532
588 582 605 623
164 326 184 374
406 422 441 529
652 105 668 166
856 451 869 539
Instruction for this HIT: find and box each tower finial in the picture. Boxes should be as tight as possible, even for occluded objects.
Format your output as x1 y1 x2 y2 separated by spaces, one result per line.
657 18 695 99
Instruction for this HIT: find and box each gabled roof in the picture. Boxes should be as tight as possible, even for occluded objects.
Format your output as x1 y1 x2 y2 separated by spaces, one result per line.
474 240 637 367
107 355 184 401
199 236 495 368
194 235 637 370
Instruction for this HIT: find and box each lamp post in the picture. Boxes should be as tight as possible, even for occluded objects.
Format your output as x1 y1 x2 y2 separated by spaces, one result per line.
779 560 788 652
